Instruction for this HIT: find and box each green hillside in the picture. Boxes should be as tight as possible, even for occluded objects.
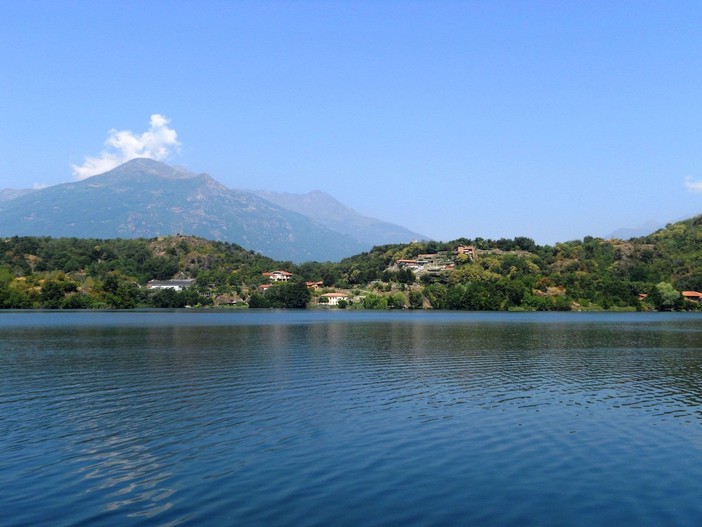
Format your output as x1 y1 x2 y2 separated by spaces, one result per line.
1 215 701 311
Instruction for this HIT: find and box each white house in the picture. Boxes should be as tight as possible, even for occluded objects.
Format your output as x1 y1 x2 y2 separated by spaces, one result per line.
146 279 196 291
319 292 349 306
263 270 293 282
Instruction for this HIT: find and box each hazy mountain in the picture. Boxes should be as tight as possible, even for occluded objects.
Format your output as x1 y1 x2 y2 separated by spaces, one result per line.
0 188 35 202
252 190 426 246
608 220 664 240
0 158 367 262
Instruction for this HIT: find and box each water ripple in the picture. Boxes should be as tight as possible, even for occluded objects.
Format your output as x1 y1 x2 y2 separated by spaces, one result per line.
2 312 702 526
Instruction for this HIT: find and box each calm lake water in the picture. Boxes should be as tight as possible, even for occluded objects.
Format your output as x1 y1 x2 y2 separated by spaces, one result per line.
2 310 702 526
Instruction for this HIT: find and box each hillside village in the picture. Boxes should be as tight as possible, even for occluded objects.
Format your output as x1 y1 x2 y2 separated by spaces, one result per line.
3 218 700 312
141 243 553 309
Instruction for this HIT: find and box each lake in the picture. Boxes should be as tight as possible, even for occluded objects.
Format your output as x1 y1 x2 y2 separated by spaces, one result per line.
2 310 702 526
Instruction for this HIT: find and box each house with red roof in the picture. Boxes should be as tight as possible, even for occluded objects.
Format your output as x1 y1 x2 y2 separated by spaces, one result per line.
682 291 702 302
319 292 349 306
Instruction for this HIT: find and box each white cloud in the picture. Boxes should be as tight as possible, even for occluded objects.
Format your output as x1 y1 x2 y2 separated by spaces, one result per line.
684 177 702 193
72 114 181 179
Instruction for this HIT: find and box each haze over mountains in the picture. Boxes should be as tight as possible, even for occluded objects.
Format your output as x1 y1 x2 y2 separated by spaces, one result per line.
252 189 424 247
0 158 425 262
607 221 665 240
0 188 34 202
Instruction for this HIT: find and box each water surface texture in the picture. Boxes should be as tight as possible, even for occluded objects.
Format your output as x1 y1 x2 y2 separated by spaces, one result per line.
2 311 702 526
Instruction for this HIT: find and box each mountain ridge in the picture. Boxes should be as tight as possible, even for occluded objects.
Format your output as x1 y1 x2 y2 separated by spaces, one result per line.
0 159 422 262
0 188 35 202
607 220 664 240
251 189 426 245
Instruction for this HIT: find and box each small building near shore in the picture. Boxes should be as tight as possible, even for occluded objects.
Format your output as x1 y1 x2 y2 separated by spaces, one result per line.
319 292 349 306
146 279 196 291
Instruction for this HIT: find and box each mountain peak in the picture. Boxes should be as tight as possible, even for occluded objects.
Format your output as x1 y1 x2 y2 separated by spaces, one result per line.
0 159 368 262
103 158 199 180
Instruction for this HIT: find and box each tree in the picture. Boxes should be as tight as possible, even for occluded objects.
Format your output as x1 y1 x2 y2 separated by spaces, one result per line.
279 281 312 308
424 284 448 309
63 293 95 309
248 293 269 308
149 288 183 308
40 280 78 309
144 256 179 280
397 268 415 284
259 281 311 309
409 291 424 309
363 294 388 309
503 279 528 308
650 282 682 311
387 292 406 309
103 278 140 309
0 286 35 308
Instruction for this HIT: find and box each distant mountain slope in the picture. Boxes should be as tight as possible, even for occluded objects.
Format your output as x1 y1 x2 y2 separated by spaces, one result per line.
608 220 663 240
0 188 35 202
252 189 427 246
0 158 366 262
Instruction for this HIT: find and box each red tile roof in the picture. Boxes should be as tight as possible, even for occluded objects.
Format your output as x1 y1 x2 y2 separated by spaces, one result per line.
682 291 702 299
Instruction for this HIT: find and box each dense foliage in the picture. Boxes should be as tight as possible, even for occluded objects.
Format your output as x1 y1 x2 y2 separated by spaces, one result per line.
1 215 701 311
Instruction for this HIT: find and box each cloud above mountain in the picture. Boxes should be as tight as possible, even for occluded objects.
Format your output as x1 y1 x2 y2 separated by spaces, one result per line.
72 114 180 179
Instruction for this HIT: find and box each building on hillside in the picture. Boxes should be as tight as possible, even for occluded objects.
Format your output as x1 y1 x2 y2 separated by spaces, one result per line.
258 284 273 294
455 245 477 259
306 281 324 289
263 270 293 282
416 252 452 272
416 253 448 265
146 279 196 291
682 291 702 302
396 259 420 269
319 292 349 306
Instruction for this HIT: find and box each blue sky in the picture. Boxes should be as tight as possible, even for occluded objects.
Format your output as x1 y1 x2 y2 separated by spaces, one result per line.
2 1 701 244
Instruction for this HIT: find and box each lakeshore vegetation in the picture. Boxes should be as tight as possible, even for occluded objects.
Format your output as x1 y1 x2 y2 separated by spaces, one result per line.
1 215 701 311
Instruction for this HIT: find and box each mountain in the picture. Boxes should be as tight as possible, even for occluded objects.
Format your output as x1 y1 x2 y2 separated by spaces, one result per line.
0 188 35 202
252 189 426 246
608 220 664 240
4 214 702 311
0 158 368 262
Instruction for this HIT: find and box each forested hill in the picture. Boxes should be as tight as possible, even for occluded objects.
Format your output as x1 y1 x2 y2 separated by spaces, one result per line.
0 236 279 309
640 214 702 287
1 214 701 310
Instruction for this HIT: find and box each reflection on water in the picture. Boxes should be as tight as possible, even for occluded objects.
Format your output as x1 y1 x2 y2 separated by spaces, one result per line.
2 311 702 526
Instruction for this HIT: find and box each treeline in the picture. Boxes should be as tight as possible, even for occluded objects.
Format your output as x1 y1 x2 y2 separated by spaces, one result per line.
1 215 701 311
0 236 273 309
